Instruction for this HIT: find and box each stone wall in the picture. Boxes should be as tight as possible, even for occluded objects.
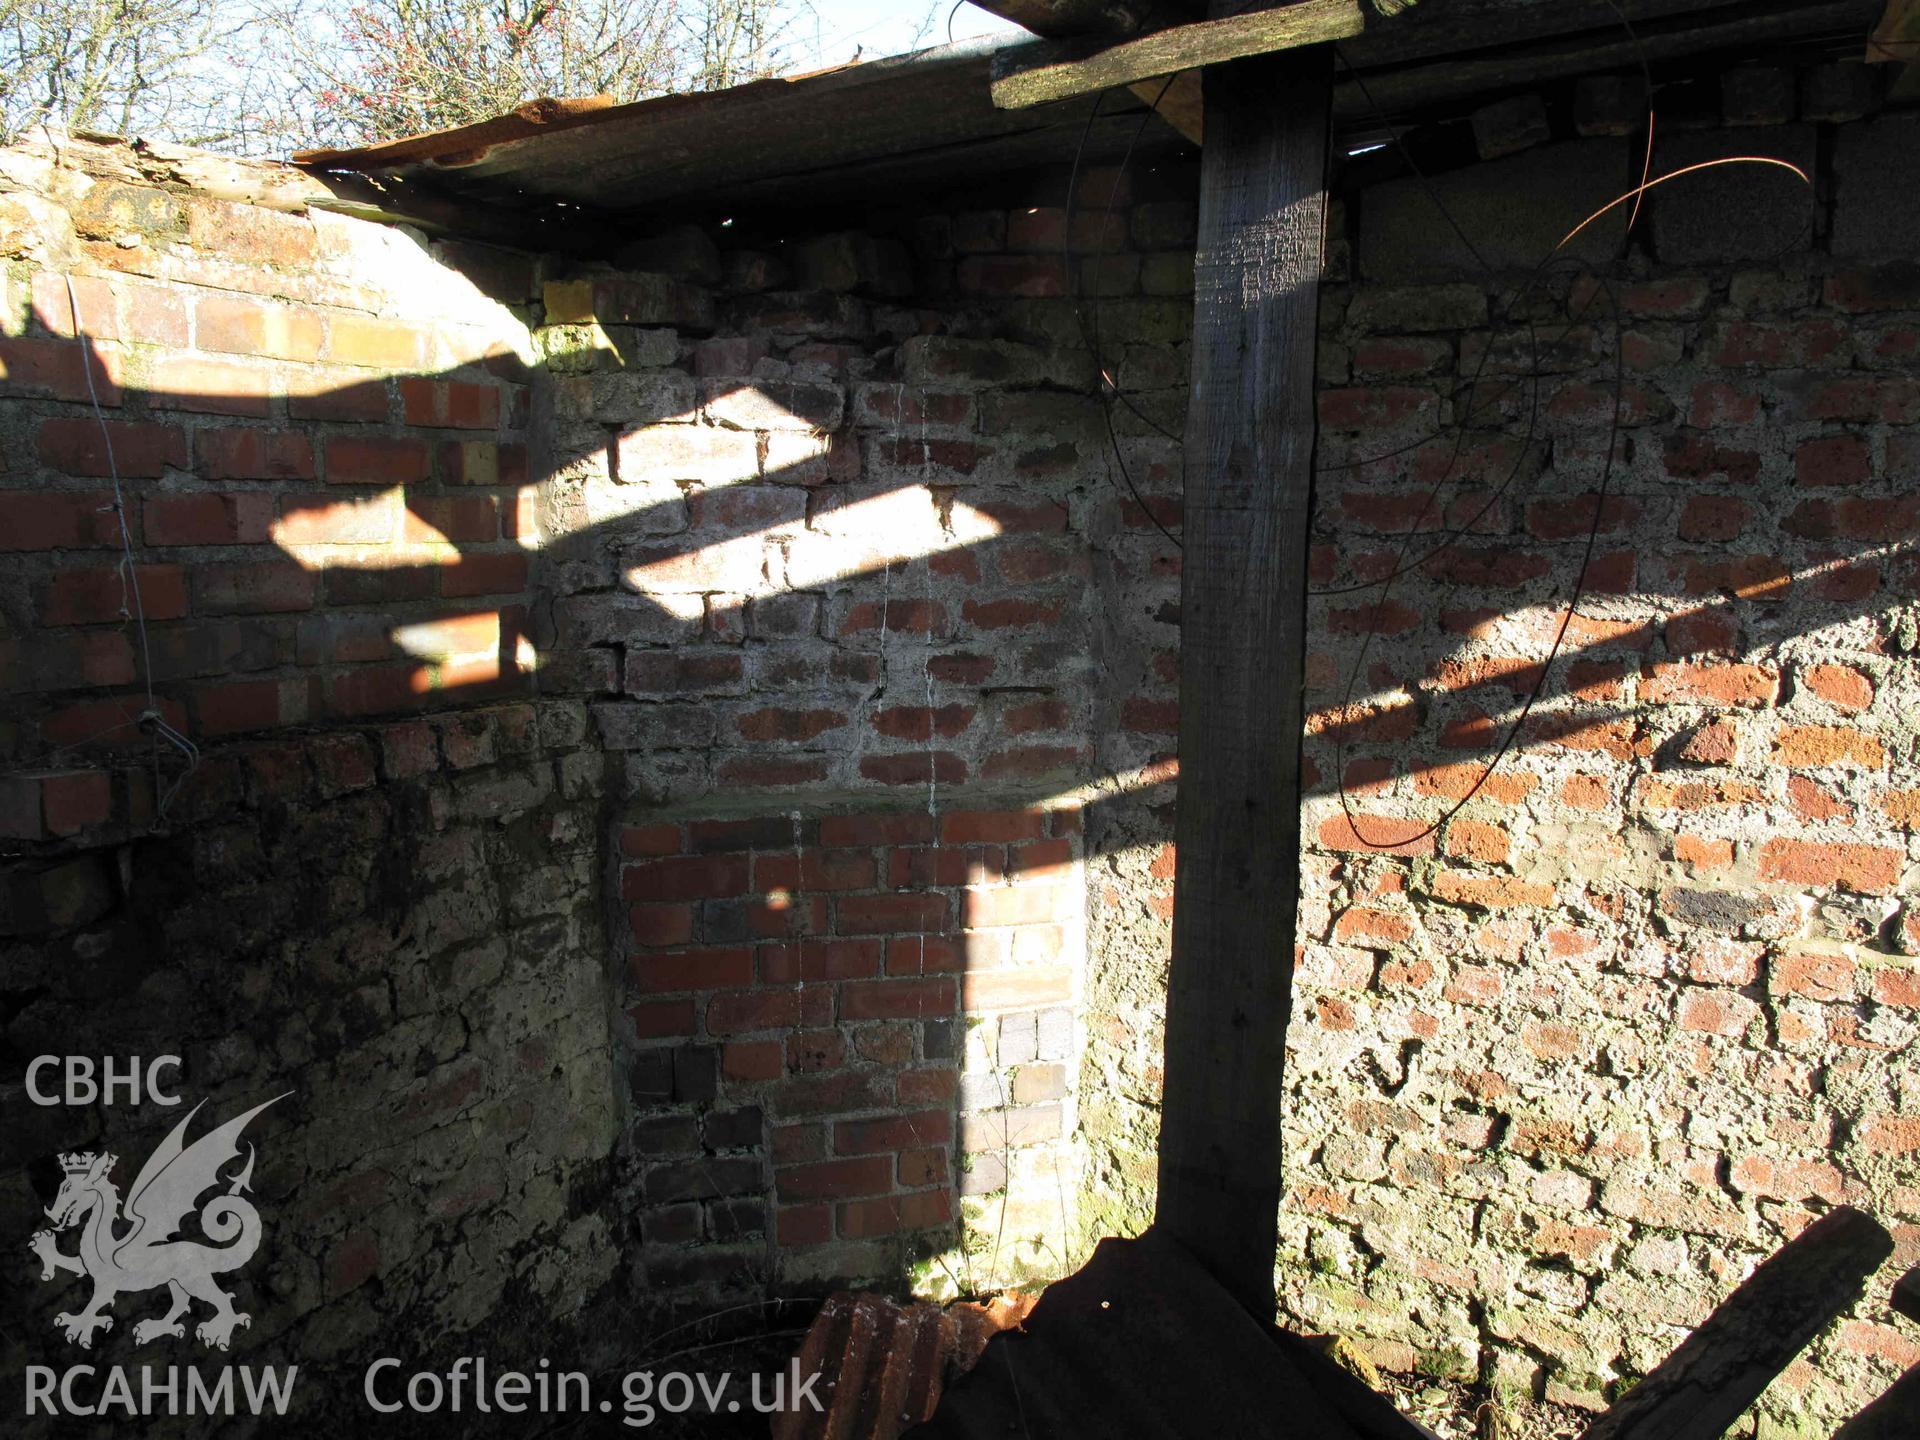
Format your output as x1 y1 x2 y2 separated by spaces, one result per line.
0 141 619 1423
1 48 1917 1438
526 175 1198 1294
1079 67 1920 1435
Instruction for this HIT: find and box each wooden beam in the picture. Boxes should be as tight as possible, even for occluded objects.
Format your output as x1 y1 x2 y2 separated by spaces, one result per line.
970 0 1210 144
1329 0 1776 68
1832 1367 1920 1440
1153 40 1331 1322
1868 0 1920 61
1895 1264 1920 1322
993 0 1365 109
990 0 1830 112
1119 0 1882 147
1585 1207 1894 1440
1873 0 1920 102
307 174 600 253
1128 75 1206 145
1329 0 1885 126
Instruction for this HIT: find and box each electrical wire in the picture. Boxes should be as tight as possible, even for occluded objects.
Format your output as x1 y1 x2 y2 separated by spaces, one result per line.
1065 85 1186 449
1321 46 1811 846
1047 24 1816 851
0 123 200 824
1329 271 1629 847
63 271 202 822
1061 78 1189 553
1069 99 1171 440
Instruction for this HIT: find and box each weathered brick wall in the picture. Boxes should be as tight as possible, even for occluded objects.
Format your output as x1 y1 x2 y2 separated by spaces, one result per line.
612 806 1081 1294
524 181 1195 1293
4 53 1915 1435
0 142 619 1420
1080 72 1920 1434
0 148 540 741
0 134 1190 1373
4 706 617 1356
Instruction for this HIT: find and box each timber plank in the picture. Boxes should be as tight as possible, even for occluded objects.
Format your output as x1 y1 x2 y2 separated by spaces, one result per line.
1336 0 1882 126
295 1 1881 215
1584 1207 1894 1440
1830 1366 1920 1440
913 1230 1363 1439
989 0 1832 111
970 0 1212 144
992 0 1365 110
1153 40 1331 1320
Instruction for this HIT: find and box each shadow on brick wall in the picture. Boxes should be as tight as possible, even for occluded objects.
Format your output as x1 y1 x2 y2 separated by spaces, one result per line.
6 201 1918 1425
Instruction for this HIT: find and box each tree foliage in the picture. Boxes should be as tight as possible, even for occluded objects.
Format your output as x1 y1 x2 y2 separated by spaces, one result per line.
279 0 792 146
0 0 260 145
1 0 797 151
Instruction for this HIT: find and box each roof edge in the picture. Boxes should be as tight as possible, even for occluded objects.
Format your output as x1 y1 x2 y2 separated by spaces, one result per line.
291 37 1031 176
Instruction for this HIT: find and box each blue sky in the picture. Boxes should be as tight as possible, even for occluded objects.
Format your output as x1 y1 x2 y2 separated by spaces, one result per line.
786 0 1025 69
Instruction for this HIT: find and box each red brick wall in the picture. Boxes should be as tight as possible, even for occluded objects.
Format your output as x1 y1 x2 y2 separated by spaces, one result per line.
616 805 1079 1289
0 141 1180 1336
2 162 538 807
525 185 1192 1290
5 72 1918 1434
1082 80 1920 1432
0 146 615 1413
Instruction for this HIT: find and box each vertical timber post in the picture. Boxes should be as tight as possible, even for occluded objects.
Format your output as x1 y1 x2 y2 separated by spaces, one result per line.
1154 42 1332 1321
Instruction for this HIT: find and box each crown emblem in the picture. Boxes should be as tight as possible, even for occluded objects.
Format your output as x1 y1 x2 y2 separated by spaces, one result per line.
35 1095 285 1351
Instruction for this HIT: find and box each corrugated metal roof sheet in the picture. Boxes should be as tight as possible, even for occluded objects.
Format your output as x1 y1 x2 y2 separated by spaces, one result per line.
286 1 1881 222
292 37 1178 218
774 1290 1038 1440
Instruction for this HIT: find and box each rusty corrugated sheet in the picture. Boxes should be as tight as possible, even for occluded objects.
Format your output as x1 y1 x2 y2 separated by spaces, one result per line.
288 37 1177 218
285 1 1882 221
294 95 617 170
290 61 869 172
774 1291 1036 1440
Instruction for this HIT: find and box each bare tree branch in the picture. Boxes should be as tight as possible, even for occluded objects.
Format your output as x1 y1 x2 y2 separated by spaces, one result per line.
1 0 798 152
262 0 795 147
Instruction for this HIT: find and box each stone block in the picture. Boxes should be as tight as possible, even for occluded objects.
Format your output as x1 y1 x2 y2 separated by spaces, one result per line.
590 369 696 424
1801 61 1880 123
1358 139 1632 280
614 225 722 285
1574 73 1646 137
791 232 913 297
1471 94 1551 160
1721 67 1795 126
1832 113 1920 259
1649 126 1816 265
722 249 787 293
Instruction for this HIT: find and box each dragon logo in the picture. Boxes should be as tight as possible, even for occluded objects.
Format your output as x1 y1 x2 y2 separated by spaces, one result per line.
28 1094 286 1351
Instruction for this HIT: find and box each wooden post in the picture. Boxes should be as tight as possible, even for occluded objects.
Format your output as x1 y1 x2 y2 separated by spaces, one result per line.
1154 41 1332 1320
1585 1206 1894 1440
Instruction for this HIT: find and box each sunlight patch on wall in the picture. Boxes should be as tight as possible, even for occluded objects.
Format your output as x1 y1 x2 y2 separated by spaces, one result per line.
621 486 1006 621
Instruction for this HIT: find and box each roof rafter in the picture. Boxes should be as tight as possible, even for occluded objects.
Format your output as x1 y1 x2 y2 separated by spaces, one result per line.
992 0 1366 111
988 0 1842 114
965 0 1210 142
